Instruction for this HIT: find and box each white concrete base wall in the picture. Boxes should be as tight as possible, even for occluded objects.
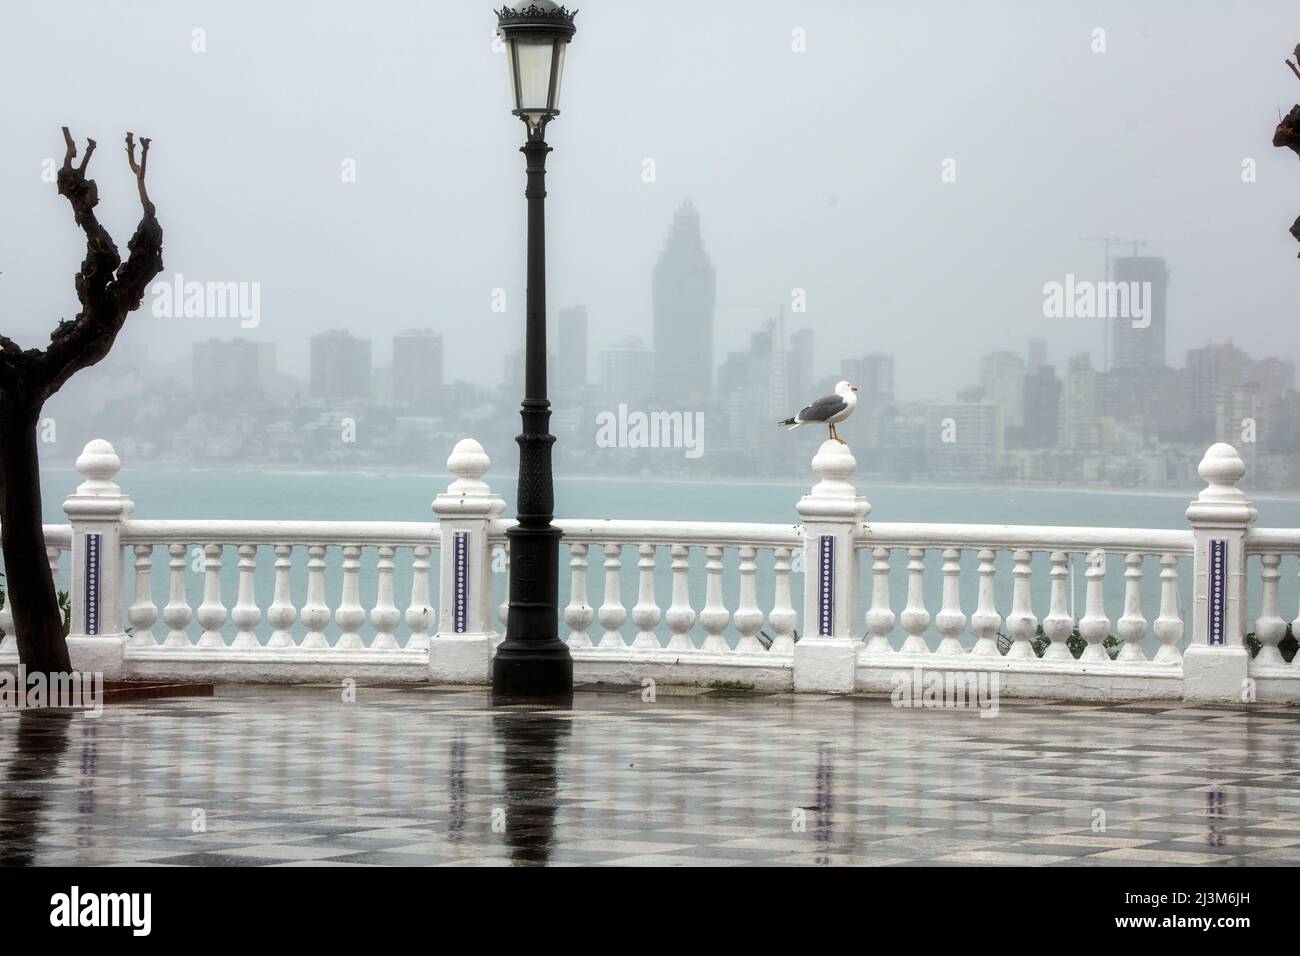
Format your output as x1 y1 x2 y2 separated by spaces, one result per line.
1183 646 1250 702
428 633 495 684
856 654 1185 701
572 650 793 692
4 641 1299 703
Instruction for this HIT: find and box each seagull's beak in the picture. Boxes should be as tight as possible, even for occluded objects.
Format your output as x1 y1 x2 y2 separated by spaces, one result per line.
851 386 859 392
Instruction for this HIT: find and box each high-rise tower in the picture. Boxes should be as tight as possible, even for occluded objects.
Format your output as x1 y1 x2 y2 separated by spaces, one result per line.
652 200 716 401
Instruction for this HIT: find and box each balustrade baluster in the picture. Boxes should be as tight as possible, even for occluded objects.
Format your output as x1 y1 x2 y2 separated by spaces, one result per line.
1079 550 1112 662
162 543 192 647
970 548 1002 656
699 545 730 653
768 546 797 655
127 544 157 646
47 546 61 583
934 547 966 655
266 544 296 648
598 543 627 648
1005 549 1038 659
733 545 764 654
230 544 261 649
406 544 433 650
370 545 401 649
1116 553 1148 663
899 547 930 654
631 544 662 650
1042 551 1074 660
864 546 895 655
1152 553 1183 664
497 545 510 637
196 544 227 647
564 542 594 649
335 544 365 649
665 544 696 651
1254 553 1287 666
300 545 331 649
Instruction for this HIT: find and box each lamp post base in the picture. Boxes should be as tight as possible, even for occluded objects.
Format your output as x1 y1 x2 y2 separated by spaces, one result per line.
492 643 574 702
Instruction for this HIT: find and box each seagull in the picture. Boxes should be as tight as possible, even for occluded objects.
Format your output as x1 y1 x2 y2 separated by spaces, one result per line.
778 381 859 444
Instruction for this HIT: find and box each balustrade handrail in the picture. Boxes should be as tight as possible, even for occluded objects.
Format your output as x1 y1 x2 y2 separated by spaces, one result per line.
858 522 1195 555
1245 528 1300 554
489 517 802 549
0 524 73 549
119 519 441 547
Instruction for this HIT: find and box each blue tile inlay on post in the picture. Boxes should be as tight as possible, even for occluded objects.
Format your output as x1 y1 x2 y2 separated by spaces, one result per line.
817 534 835 637
1208 538 1227 647
84 532 101 636
453 531 469 633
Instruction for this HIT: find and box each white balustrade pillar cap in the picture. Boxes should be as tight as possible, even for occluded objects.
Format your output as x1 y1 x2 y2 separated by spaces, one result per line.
434 438 505 518
1186 442 1256 526
64 439 133 518
797 439 870 522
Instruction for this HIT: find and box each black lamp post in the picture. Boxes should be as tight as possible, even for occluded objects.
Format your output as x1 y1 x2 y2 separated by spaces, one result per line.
492 1 577 700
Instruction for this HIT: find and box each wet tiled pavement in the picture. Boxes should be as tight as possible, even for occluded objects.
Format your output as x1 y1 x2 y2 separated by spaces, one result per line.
2 684 1299 866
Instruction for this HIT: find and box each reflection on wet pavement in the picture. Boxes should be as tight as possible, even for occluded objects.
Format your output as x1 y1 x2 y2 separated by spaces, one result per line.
2 684 1299 866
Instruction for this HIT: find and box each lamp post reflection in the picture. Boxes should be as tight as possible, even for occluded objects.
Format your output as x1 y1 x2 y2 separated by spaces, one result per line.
492 710 571 865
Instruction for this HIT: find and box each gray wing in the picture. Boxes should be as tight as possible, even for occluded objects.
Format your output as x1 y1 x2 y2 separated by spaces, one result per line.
797 394 847 422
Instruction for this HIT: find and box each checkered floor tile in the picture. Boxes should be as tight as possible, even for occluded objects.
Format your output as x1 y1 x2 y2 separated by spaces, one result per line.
2 684 1298 866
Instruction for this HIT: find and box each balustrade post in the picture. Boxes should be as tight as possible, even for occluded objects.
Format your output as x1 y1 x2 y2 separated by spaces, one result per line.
429 439 506 683
1183 443 1256 701
61 439 133 678
793 439 869 693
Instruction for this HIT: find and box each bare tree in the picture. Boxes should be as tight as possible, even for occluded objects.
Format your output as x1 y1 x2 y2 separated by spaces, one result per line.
0 129 163 674
1277 45 1300 254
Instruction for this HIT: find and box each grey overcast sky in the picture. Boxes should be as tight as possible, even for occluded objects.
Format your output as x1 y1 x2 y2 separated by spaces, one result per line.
1 0 1297 401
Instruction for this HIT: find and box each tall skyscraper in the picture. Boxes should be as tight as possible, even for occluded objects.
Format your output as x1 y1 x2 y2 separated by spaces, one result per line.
192 338 276 407
788 328 815 407
557 305 588 390
979 351 1026 429
1027 338 1048 370
310 330 372 403
599 338 655 407
1022 364 1061 448
652 200 716 401
1111 256 1169 371
391 329 443 409
1059 352 1099 449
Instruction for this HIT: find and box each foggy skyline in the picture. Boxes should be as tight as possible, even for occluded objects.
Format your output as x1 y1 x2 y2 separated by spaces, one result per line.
1 0 1298 405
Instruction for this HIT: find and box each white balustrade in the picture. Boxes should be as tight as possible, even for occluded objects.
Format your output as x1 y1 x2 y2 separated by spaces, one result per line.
370 545 401 650
1254 553 1287 666
334 545 365 650
1078 550 1112 662
863 546 895 655
899 548 930 654
564 542 593 649
162 543 192 647
769 546 797 655
196 543 227 648
664 544 696 651
127 543 157 647
1005 550 1038 659
934 548 966 656
631 544 662 650
597 543 627 649
698 545 730 653
1116 553 1148 663
1152 553 1184 664
407 544 434 651
1041 551 1073 660
267 544 296 648
300 545 330 649
969 548 1002 657
230 544 261 649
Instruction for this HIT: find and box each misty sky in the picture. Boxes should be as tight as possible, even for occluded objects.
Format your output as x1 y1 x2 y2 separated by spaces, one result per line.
1 0 1297 403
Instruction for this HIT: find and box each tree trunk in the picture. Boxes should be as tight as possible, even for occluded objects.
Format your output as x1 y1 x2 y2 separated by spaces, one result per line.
0 399 70 674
